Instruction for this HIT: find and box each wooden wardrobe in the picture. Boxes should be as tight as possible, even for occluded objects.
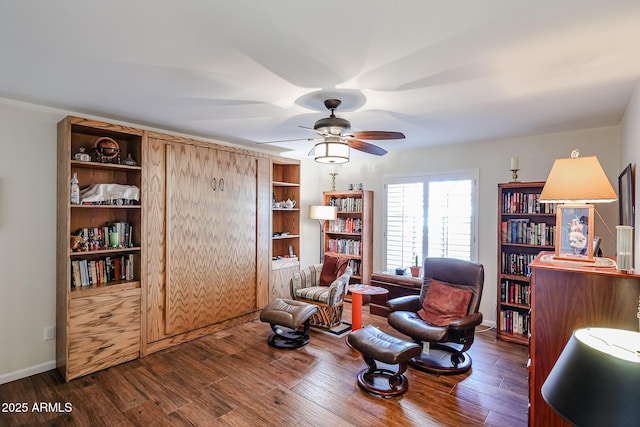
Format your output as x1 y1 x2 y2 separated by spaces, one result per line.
145 133 270 353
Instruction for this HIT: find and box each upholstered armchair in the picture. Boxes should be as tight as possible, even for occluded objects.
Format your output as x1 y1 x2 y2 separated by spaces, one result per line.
387 257 484 375
291 260 353 329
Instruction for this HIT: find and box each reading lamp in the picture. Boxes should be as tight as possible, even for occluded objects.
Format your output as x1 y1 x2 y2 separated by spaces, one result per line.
542 328 640 427
309 205 337 262
539 149 617 262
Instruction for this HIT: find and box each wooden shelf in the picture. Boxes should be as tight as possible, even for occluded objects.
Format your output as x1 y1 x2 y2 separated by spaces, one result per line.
272 234 299 240
71 160 142 171
499 331 529 345
70 280 141 297
272 181 299 187
70 247 141 257
71 204 141 209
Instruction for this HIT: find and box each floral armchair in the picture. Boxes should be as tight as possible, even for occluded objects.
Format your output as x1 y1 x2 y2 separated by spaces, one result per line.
291 263 353 329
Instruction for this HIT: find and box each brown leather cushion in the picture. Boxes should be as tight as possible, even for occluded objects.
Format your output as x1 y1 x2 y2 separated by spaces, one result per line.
319 255 349 286
417 280 472 326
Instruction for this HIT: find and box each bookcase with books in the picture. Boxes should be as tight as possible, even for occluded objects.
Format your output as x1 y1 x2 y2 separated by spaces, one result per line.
323 190 373 285
57 116 144 381
497 181 555 345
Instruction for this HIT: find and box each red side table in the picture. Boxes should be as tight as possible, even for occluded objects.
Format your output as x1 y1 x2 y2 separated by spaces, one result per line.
348 284 389 331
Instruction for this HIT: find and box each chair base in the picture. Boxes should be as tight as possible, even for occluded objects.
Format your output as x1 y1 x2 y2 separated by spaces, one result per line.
356 367 409 398
308 303 344 329
409 343 472 375
267 323 311 349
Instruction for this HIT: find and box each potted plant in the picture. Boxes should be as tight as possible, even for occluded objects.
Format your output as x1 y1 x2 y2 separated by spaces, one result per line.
410 255 421 277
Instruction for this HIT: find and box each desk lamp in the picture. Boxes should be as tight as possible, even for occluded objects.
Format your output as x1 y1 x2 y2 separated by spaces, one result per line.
539 149 617 262
542 327 640 426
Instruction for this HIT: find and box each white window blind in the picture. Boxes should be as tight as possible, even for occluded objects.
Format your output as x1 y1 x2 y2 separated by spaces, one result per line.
386 182 424 269
427 180 473 260
384 171 477 270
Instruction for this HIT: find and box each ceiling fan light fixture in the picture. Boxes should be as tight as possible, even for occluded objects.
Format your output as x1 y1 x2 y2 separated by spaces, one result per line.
314 137 349 164
313 116 351 135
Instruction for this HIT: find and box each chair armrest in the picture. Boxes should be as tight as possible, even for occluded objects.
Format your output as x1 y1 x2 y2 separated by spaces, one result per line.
387 295 421 313
448 312 483 331
326 267 353 306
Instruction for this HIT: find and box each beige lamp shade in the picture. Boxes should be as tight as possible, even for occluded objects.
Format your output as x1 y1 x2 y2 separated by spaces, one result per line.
539 154 617 204
309 205 338 221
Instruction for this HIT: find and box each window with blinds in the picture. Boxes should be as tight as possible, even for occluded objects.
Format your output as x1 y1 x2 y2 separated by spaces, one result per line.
384 171 477 270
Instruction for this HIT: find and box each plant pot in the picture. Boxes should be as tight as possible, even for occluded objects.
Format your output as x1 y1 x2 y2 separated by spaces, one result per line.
410 266 421 277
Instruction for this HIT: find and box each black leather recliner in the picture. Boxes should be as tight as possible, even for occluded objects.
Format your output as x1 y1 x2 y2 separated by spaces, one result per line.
387 257 484 375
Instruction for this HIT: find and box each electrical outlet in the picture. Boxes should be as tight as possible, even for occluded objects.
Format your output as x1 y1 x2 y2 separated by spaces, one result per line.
43 326 55 341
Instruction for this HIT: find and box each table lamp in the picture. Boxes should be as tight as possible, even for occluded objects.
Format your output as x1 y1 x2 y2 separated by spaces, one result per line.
309 205 338 263
542 327 640 426
539 149 617 262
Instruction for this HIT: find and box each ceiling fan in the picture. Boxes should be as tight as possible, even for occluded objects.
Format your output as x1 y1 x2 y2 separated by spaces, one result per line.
262 99 405 160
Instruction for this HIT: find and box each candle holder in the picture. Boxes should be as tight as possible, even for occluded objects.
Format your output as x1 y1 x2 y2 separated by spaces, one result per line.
329 173 338 190
511 169 519 182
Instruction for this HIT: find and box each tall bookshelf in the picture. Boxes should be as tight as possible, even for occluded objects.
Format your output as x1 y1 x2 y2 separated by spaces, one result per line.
57 116 144 381
497 181 555 345
323 190 373 285
271 157 301 299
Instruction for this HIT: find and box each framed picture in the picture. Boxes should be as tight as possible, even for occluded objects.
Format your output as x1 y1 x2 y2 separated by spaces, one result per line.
555 204 595 261
618 163 634 227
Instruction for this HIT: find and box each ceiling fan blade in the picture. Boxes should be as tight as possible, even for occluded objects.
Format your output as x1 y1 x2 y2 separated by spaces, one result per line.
256 137 318 144
345 131 405 140
346 138 388 156
298 125 332 137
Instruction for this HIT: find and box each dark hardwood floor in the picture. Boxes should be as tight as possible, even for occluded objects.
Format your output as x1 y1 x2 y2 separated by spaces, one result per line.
0 303 529 426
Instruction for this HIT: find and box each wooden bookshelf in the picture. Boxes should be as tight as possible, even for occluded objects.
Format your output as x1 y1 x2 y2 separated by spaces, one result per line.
497 181 555 345
323 190 373 285
57 116 144 381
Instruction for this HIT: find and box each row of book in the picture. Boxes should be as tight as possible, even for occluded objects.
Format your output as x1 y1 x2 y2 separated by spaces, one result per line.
348 259 361 276
501 252 537 276
502 192 556 214
499 309 530 336
327 238 362 256
71 254 135 288
328 197 362 212
75 222 134 251
501 219 556 246
328 217 362 233
500 279 530 305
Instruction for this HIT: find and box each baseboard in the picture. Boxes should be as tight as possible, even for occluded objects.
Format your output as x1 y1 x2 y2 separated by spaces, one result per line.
0 360 56 385
481 320 497 328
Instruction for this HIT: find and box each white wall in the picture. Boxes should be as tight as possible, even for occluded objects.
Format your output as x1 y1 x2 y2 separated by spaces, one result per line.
620 82 640 267
0 99 66 382
300 126 621 326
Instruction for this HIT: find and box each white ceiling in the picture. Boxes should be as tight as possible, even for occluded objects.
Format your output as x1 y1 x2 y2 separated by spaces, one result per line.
2 1 640 159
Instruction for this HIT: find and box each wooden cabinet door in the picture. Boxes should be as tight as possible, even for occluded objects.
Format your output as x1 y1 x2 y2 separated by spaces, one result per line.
210 150 258 321
165 143 258 335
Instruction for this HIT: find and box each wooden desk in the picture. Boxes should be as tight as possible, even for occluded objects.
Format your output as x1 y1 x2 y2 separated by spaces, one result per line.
529 252 640 426
369 271 422 316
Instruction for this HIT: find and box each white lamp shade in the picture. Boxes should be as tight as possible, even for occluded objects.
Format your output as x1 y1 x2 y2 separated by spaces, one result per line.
309 205 337 221
314 137 349 164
